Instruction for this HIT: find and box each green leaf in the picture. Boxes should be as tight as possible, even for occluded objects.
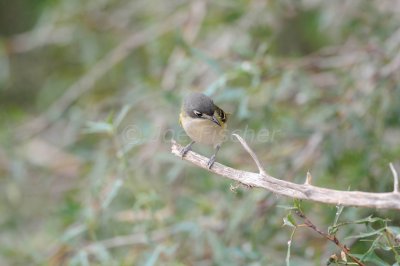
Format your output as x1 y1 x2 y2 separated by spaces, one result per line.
144 246 163 266
333 205 344 226
283 213 297 228
293 199 302 212
84 121 114 134
61 223 87 242
276 205 298 210
329 215 388 236
358 251 390 266
359 236 386 263
345 228 385 239
113 104 132 128
101 178 123 209
351 215 389 225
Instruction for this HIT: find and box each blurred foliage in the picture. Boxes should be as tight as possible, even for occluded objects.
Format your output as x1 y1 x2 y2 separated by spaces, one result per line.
1 0 400 265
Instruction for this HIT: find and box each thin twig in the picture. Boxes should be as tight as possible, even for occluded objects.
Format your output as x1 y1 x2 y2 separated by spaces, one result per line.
389 163 399 193
171 138 400 210
305 171 312 185
295 210 365 266
232 133 266 176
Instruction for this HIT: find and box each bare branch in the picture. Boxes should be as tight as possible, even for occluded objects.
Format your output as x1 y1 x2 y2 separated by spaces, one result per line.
389 163 399 193
171 138 400 210
232 134 266 176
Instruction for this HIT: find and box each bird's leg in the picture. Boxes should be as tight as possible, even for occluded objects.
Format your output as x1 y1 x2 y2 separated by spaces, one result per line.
180 141 195 158
207 144 221 169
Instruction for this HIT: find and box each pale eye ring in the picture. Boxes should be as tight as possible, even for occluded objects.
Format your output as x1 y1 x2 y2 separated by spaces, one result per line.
193 110 202 117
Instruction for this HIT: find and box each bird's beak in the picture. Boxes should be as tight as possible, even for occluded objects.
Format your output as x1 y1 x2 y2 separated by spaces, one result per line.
204 114 221 126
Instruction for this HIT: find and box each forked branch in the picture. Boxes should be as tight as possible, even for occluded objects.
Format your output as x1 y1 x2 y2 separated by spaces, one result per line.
171 136 400 210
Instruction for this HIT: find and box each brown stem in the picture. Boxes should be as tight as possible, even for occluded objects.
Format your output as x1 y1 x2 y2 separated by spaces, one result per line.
295 210 365 266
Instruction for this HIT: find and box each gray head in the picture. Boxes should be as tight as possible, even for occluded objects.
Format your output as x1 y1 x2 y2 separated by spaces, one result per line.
183 92 216 118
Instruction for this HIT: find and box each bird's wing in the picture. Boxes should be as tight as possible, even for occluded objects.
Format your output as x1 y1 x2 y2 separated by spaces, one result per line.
215 106 228 123
179 112 183 127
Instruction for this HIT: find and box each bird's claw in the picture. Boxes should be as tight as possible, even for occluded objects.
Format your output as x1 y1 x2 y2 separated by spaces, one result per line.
180 142 193 159
180 147 189 159
207 155 216 169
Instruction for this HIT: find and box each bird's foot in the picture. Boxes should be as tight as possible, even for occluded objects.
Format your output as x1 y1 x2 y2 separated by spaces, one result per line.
180 142 194 159
207 154 216 169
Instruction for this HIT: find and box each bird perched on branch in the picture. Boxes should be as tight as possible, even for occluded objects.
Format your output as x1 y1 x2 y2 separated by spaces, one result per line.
179 92 228 169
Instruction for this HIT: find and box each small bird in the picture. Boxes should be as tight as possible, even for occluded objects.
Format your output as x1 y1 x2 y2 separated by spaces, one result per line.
179 92 228 169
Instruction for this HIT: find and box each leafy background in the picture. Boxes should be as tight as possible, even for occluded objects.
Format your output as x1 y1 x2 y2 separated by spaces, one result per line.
1 0 400 265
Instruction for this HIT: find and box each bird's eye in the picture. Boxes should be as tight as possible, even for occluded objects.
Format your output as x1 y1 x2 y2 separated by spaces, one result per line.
193 110 202 117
